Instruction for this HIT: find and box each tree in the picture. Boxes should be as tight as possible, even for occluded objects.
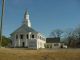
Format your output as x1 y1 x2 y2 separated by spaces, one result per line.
50 29 63 38
0 36 12 47
74 26 80 47
75 26 80 40
64 29 78 48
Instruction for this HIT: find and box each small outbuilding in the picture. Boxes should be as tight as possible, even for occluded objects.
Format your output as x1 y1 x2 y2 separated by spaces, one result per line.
45 37 67 48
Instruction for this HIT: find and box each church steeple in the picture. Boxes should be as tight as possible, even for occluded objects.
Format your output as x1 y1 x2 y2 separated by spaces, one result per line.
23 10 31 27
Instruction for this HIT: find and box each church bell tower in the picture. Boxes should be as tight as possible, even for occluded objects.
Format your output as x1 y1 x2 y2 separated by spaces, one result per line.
23 10 31 27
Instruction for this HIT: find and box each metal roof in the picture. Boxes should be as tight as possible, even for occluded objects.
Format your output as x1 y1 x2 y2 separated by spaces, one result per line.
46 37 60 43
10 24 38 35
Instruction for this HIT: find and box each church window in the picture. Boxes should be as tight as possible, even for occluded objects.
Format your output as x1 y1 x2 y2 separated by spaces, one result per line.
20 34 24 39
32 35 34 38
26 34 29 39
16 35 18 39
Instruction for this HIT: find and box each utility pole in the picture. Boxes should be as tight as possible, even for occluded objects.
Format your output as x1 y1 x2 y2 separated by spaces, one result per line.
0 0 5 47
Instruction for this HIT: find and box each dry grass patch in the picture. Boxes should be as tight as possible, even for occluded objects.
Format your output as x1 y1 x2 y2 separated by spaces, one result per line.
0 48 80 60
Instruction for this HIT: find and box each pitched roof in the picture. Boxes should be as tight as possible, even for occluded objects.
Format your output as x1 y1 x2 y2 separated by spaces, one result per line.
46 37 60 43
10 24 38 35
25 26 38 33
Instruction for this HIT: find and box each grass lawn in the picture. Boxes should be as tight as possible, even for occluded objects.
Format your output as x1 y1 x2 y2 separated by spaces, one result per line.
0 48 80 60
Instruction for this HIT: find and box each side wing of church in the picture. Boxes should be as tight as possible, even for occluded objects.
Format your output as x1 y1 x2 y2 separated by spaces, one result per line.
10 10 46 49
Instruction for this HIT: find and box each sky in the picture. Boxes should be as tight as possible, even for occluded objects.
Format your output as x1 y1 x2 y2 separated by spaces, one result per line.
0 0 80 37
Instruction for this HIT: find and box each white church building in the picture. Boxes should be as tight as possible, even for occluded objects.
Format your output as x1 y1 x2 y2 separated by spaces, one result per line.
10 10 46 49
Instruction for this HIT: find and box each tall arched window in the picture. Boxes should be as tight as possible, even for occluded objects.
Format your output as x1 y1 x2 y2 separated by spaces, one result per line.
32 35 34 38
20 34 23 39
26 34 29 39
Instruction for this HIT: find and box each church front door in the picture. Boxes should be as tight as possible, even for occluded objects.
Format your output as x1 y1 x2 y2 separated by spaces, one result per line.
22 42 25 47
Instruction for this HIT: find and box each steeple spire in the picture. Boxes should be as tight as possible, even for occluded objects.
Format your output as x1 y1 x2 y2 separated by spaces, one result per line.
25 10 29 15
23 10 31 27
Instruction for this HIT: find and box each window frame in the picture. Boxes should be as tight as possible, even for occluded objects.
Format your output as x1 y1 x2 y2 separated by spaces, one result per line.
20 34 24 39
26 34 29 39
32 34 34 38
